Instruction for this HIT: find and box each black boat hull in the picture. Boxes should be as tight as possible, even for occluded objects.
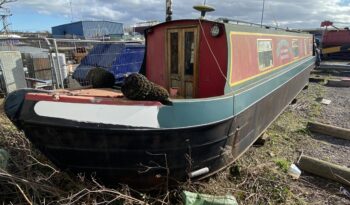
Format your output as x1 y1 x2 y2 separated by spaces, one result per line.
7 64 313 188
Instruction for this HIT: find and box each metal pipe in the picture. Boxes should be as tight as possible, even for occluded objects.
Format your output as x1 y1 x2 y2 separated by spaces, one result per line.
166 0 172 22
46 38 142 44
260 0 266 27
48 52 59 89
216 18 304 33
44 37 60 89
0 37 143 44
53 39 64 88
43 37 51 47
189 167 209 178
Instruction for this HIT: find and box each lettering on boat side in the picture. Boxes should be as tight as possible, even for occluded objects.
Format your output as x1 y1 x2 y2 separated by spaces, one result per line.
33 101 160 128
276 40 292 61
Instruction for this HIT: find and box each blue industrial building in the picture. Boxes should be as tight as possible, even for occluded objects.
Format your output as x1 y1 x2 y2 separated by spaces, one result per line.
52 21 124 39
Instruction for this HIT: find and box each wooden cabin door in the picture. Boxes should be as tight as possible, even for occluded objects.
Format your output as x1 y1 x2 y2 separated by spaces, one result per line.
167 27 198 98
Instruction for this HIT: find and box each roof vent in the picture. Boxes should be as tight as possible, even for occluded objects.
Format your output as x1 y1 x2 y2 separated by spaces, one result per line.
193 5 215 19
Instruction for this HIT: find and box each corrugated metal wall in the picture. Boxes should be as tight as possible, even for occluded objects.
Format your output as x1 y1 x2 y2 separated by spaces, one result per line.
82 21 123 39
52 21 123 39
52 22 84 38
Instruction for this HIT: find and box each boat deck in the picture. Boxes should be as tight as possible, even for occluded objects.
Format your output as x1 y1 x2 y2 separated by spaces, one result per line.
26 88 163 106
54 88 124 98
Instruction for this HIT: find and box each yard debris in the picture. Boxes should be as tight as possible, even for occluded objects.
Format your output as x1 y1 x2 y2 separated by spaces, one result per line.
320 98 331 105
253 133 269 147
318 61 350 71
298 155 350 186
268 151 275 157
309 75 326 83
287 164 301 179
327 78 350 87
189 167 210 178
307 121 350 141
229 164 241 178
182 191 238 205
340 186 350 199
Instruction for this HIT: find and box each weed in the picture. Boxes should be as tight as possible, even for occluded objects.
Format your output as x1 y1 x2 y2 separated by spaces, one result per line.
274 158 290 173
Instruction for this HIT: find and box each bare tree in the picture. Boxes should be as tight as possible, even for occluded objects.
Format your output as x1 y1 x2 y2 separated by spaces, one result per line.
0 0 17 34
0 0 17 7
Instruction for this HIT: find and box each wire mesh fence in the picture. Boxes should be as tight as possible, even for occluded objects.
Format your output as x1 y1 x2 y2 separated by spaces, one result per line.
0 37 145 95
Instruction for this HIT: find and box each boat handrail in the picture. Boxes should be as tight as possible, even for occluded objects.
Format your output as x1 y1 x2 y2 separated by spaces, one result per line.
216 17 304 33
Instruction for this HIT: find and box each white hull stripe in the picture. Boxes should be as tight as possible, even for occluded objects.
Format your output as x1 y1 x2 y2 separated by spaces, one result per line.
34 101 160 128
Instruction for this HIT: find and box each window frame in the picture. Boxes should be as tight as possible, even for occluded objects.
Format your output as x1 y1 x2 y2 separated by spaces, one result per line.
257 39 274 70
292 39 299 58
308 38 313 54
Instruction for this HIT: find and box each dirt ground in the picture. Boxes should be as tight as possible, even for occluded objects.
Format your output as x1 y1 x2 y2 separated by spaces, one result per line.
0 80 349 204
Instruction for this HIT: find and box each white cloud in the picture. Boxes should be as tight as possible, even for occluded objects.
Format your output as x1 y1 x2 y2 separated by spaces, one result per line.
9 0 350 29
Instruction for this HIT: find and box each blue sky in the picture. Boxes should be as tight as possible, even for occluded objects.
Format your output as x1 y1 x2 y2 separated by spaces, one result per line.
340 0 350 5
6 0 350 32
10 7 69 31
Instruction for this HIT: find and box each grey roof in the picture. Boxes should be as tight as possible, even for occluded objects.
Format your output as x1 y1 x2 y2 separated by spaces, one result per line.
52 20 123 29
0 45 48 54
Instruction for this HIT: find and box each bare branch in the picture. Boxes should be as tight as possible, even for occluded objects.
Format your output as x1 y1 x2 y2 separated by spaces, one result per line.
28 155 59 182
58 177 148 205
9 182 33 205
0 0 17 8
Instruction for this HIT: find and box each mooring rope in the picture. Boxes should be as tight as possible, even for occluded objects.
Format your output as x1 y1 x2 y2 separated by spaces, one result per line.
197 19 233 93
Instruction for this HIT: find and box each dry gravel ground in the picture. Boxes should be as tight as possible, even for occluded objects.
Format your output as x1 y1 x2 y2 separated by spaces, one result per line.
318 86 350 129
291 83 350 204
0 80 349 204
303 85 350 169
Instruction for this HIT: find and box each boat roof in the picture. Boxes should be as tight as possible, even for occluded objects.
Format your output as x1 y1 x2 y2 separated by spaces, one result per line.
147 18 309 35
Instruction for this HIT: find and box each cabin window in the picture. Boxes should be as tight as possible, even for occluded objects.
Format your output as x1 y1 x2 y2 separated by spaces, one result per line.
292 39 299 57
184 31 195 75
170 32 179 74
257 39 273 70
309 39 313 53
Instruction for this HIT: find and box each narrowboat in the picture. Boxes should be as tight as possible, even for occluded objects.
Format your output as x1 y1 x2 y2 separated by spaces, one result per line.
4 15 316 188
319 20 350 60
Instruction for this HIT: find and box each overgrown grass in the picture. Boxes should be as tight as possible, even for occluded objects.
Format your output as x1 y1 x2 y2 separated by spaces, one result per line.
274 158 290 173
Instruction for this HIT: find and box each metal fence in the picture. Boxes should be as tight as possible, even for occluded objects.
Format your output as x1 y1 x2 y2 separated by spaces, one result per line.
0 37 145 95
